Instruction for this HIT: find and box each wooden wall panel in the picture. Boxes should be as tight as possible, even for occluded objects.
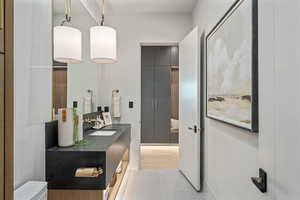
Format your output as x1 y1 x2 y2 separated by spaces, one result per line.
171 68 179 120
0 54 4 200
4 0 14 199
0 1 4 198
0 0 4 53
52 68 67 113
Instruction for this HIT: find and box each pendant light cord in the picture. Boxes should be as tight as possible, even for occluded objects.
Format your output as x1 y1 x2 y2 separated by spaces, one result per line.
100 0 105 26
61 0 72 25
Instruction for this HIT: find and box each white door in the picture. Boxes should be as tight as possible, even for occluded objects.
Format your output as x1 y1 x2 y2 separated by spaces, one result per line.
179 27 201 191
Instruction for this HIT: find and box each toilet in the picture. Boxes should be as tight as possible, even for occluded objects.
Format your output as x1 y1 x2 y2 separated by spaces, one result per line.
14 181 47 200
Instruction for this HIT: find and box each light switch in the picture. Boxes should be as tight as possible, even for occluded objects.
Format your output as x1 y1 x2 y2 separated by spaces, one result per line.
129 101 134 109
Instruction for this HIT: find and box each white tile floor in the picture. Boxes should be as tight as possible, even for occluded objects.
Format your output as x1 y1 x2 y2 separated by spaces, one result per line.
118 169 210 200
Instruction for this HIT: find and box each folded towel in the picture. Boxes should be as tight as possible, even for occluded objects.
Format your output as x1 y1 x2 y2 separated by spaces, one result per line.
84 96 92 114
112 90 121 118
171 118 179 130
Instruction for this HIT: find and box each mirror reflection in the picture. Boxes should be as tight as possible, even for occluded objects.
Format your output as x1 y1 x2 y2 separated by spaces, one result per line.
52 0 99 116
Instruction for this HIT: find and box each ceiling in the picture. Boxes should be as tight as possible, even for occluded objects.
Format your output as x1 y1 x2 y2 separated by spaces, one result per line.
53 0 198 16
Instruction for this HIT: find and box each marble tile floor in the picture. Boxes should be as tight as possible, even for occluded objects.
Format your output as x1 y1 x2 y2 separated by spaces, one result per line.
118 169 211 200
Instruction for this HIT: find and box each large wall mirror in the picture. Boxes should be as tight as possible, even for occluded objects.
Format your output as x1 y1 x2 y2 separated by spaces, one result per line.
52 0 100 116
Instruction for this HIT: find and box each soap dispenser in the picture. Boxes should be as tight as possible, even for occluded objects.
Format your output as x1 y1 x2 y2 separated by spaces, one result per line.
73 101 79 144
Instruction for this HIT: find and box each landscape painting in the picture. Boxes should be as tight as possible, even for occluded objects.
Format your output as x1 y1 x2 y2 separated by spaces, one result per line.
206 0 258 132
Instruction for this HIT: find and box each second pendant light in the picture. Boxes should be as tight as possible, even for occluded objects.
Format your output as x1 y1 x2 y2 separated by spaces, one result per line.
90 0 117 64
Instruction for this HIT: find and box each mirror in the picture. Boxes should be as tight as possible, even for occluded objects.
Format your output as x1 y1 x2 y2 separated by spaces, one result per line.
52 0 100 116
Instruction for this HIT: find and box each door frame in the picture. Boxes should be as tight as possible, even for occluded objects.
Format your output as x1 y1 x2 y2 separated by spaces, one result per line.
3 0 14 199
139 42 179 145
199 32 206 191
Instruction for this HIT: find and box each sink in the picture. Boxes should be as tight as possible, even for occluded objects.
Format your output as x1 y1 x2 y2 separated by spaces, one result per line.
89 131 116 137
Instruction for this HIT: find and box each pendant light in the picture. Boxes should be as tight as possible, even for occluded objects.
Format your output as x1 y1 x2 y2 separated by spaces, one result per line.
54 0 82 63
90 0 117 64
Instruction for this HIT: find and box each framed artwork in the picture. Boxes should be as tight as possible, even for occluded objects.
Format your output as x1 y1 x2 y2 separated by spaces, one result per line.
102 112 112 126
206 0 258 132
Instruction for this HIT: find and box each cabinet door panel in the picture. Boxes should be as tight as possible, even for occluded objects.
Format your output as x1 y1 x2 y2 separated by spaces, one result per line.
154 67 171 143
171 46 179 66
141 66 155 143
141 46 156 66
155 47 171 66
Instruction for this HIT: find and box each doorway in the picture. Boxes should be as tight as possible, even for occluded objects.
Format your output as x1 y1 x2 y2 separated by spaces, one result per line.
140 45 179 169
140 46 179 144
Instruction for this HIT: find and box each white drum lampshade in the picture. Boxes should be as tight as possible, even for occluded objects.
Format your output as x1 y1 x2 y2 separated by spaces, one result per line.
90 26 117 64
54 26 82 63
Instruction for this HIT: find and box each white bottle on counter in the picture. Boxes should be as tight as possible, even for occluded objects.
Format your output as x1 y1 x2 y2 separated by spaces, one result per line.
58 108 74 147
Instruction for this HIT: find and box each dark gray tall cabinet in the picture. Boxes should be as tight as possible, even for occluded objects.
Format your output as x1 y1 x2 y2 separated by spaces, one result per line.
141 46 179 144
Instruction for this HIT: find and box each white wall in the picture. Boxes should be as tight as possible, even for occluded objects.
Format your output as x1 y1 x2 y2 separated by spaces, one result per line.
193 1 261 199
98 14 193 169
271 1 300 199
53 12 100 114
193 0 300 200
14 0 52 188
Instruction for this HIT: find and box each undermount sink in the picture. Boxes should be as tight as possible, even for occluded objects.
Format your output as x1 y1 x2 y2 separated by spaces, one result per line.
89 131 117 137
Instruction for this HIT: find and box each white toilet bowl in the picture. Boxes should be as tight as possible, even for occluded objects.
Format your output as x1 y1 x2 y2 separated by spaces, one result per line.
14 181 47 200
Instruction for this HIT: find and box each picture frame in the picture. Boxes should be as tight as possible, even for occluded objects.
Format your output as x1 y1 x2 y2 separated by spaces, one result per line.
205 0 258 132
102 112 112 126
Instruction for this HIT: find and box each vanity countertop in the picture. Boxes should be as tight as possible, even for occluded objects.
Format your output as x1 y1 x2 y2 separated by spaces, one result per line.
47 124 131 152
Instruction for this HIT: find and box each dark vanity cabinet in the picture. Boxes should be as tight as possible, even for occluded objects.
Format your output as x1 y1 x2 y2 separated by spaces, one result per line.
45 123 131 200
46 151 106 190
